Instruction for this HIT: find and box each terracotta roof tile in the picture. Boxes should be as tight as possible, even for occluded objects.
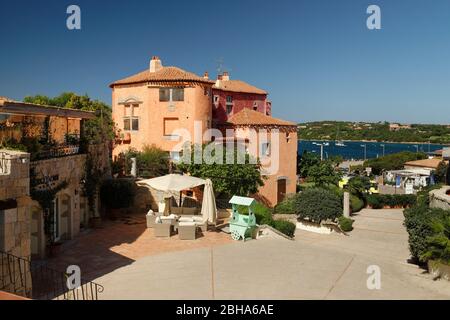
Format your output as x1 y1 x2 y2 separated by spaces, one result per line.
213 80 267 95
111 66 215 87
404 158 447 169
227 108 296 127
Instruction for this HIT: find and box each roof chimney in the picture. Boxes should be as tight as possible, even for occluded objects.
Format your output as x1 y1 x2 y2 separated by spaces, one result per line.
215 74 223 87
203 71 209 80
149 56 163 73
222 71 230 81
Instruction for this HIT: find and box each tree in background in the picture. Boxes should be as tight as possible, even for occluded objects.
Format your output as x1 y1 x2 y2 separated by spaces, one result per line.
177 144 264 198
346 176 371 198
433 160 449 184
364 151 427 175
117 145 169 178
307 160 342 187
24 92 114 146
297 151 321 178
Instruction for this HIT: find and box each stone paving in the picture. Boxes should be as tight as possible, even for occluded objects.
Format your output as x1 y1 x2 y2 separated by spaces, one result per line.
44 214 232 281
44 209 450 299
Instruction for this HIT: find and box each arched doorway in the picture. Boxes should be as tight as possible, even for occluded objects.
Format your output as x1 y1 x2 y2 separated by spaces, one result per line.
31 206 44 259
58 193 72 241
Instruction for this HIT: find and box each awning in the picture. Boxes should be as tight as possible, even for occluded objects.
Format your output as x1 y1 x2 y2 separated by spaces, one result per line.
138 174 217 224
137 174 206 193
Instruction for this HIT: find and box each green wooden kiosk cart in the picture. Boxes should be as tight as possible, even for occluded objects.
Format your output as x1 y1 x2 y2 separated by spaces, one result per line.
229 196 257 241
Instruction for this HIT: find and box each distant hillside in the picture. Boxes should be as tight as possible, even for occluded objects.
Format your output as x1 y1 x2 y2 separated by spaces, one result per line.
297 121 450 144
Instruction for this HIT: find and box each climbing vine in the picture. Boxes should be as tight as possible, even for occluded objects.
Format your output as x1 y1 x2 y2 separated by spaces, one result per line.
30 171 68 245
82 144 109 219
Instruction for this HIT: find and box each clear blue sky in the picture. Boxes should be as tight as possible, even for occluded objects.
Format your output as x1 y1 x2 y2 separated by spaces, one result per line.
1 0 450 124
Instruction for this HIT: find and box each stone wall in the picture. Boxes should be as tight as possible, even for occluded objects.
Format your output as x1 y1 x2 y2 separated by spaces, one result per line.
0 150 32 297
0 150 31 258
430 186 450 211
31 154 87 241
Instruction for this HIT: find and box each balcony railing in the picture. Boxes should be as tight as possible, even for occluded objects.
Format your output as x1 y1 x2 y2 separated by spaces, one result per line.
0 251 104 300
33 145 81 161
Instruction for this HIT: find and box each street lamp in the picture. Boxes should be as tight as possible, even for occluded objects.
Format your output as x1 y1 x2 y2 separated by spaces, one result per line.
361 144 367 160
312 142 325 161
380 144 385 157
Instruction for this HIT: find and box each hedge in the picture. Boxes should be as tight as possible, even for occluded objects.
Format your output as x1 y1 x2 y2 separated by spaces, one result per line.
338 216 354 232
366 194 416 209
404 204 449 263
294 188 343 223
350 195 364 213
274 194 296 214
271 220 296 238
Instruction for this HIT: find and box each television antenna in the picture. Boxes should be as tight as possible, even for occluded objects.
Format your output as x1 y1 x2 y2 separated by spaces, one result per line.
215 57 232 75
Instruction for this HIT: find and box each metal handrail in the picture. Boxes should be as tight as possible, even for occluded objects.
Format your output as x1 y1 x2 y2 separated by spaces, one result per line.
0 251 104 300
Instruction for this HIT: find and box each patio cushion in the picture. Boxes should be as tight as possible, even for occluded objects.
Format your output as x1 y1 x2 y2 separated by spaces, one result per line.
178 222 196 227
192 216 204 223
182 207 198 216
178 217 194 223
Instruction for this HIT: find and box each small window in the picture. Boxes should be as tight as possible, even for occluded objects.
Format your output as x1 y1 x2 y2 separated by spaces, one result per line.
261 143 271 156
213 95 219 105
253 102 258 111
226 96 233 104
226 105 233 115
172 88 184 101
132 118 139 131
286 132 291 143
159 88 170 102
124 117 139 131
123 118 131 131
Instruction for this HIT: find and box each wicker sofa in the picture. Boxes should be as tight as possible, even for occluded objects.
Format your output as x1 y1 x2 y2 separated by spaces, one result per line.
170 206 200 216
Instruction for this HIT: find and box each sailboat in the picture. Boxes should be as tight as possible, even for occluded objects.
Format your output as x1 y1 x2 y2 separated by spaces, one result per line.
335 126 346 147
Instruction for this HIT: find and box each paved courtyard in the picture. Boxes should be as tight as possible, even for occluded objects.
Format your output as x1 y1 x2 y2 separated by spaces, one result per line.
47 209 450 299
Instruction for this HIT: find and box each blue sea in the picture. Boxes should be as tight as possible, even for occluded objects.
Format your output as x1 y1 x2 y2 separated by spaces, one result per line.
298 140 447 160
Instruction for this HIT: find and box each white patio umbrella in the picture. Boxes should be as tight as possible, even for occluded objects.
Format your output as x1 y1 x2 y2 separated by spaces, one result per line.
138 174 206 192
201 179 217 224
138 174 217 222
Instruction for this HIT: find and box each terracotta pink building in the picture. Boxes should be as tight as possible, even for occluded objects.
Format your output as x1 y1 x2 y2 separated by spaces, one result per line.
110 57 297 206
212 72 271 125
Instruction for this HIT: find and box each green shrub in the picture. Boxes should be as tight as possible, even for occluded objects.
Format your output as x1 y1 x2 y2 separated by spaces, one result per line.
404 205 449 262
416 184 443 207
271 220 296 238
238 202 296 238
100 179 135 209
238 202 273 225
122 145 169 178
350 195 364 213
294 188 343 224
274 195 296 214
420 216 450 265
338 216 354 232
367 194 416 209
